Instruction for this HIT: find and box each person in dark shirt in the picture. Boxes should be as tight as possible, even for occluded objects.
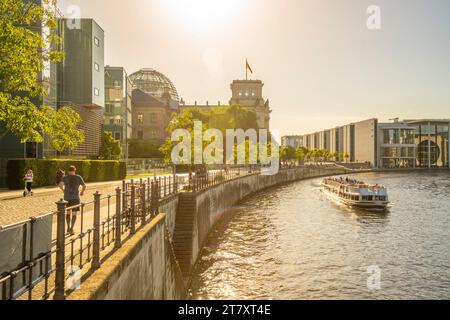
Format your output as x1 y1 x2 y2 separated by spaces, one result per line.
58 166 86 235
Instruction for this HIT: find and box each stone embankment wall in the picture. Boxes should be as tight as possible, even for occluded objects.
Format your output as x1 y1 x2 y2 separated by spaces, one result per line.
71 166 347 300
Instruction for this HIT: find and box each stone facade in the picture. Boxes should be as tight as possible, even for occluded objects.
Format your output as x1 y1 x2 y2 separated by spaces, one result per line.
131 89 174 146
180 79 272 130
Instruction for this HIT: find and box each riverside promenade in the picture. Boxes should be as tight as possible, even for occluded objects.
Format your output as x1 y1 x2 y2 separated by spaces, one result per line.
0 181 122 227
0 165 352 300
0 173 186 227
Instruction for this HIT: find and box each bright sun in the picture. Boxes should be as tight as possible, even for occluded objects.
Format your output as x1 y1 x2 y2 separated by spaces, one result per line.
161 0 244 33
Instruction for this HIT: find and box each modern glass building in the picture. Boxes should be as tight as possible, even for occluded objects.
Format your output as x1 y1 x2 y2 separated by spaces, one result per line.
129 69 179 109
377 120 416 168
58 18 105 157
405 120 450 168
281 136 304 149
104 66 133 158
294 118 450 169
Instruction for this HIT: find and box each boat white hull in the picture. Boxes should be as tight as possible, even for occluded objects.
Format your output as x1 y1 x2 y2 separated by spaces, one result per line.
321 186 389 212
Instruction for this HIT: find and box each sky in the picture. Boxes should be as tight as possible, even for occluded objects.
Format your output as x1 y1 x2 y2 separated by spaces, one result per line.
57 0 450 136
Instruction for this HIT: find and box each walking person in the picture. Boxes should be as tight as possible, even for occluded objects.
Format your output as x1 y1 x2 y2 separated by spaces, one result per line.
58 166 86 235
23 169 34 197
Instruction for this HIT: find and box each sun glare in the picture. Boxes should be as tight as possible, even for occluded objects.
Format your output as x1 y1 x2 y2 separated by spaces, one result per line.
161 0 244 33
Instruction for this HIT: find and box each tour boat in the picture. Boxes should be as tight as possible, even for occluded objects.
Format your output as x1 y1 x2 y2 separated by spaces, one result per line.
321 177 389 211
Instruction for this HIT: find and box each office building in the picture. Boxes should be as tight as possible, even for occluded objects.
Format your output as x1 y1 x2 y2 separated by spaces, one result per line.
104 66 133 158
58 18 105 157
281 136 304 149
290 118 450 169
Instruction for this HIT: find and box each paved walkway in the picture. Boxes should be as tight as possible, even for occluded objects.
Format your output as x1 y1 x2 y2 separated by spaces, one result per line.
0 183 121 227
0 174 183 227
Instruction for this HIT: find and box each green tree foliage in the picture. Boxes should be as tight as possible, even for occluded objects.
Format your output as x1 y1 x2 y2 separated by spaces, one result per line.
208 104 258 132
280 146 347 164
0 0 84 151
160 108 211 163
129 139 164 159
280 146 297 162
160 104 262 164
99 131 123 160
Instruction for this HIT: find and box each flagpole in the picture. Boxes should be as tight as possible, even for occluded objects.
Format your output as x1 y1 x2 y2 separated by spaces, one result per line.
245 60 248 81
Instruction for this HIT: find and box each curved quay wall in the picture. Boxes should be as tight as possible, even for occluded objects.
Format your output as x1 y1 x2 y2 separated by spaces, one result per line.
70 166 349 300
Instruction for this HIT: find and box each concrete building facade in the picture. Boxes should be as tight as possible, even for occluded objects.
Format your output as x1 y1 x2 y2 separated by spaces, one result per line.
281 136 304 149
58 18 105 157
104 66 133 158
286 118 450 169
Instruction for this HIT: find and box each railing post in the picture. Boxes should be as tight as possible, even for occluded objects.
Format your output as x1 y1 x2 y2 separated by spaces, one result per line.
147 177 151 201
141 184 146 226
115 188 122 249
155 179 160 215
158 177 161 199
92 192 101 270
150 181 155 217
130 185 136 234
164 176 167 197
54 199 67 300
122 180 127 213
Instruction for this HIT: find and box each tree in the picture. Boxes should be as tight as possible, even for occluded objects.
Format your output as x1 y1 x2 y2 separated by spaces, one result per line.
295 147 308 164
159 104 276 167
281 146 296 162
160 108 210 164
0 0 84 151
129 139 164 159
99 131 122 160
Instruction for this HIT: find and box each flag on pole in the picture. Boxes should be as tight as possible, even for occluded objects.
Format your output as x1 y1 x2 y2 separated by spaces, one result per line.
246 59 253 74
246 59 253 80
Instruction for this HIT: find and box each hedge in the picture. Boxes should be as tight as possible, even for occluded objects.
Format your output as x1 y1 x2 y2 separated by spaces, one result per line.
6 159 127 190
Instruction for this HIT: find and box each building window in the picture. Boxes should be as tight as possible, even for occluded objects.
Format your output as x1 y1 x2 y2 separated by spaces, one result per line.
94 88 100 96
149 113 157 123
114 132 121 141
94 36 100 47
94 62 100 71
137 114 143 124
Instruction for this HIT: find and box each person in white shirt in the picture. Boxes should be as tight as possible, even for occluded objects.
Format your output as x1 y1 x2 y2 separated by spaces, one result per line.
23 169 34 196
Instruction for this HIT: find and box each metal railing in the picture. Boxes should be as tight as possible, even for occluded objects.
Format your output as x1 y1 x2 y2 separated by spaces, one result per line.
189 166 260 192
0 164 337 300
0 175 181 300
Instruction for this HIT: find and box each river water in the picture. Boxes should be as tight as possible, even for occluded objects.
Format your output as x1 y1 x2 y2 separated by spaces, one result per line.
190 171 450 300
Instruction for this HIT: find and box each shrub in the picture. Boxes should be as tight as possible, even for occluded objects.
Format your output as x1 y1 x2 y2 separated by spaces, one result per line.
6 159 127 190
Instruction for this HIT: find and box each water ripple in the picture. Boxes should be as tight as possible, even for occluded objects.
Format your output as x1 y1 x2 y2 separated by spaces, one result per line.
190 172 450 300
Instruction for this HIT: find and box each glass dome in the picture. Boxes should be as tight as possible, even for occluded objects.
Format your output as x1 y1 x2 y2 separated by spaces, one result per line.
129 68 179 102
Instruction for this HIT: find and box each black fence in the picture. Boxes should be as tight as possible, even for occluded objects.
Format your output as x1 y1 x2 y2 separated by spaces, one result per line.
0 175 182 300
0 164 333 300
